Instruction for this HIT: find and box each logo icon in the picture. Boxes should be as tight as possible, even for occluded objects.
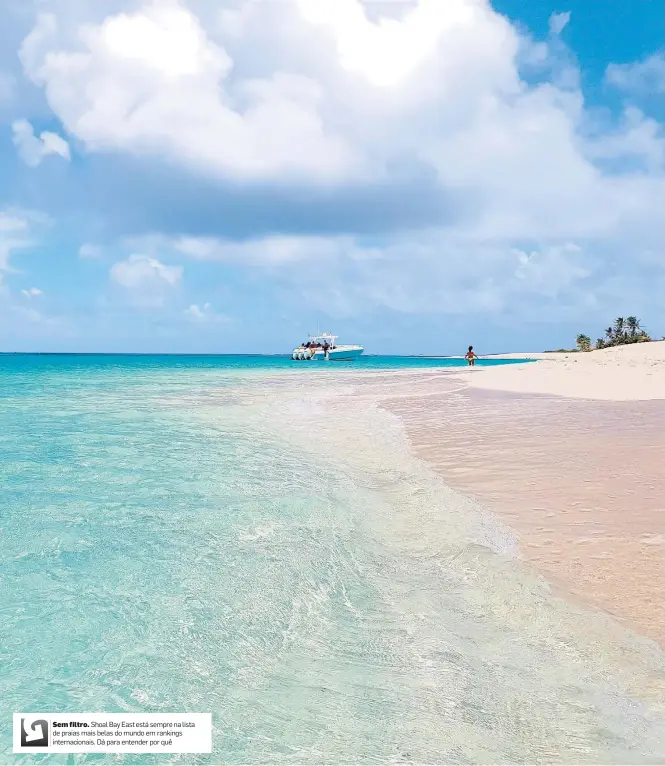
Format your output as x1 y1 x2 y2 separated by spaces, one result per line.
21 718 49 747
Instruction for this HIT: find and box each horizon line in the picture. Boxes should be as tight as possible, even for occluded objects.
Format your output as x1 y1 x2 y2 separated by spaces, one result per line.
0 351 465 358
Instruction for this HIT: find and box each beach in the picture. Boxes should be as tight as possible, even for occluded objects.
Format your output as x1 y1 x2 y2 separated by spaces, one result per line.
2 352 665 763
475 341 665 400
385 341 665 647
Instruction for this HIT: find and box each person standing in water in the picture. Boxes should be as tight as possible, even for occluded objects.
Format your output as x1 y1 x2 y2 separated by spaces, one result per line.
464 346 477 366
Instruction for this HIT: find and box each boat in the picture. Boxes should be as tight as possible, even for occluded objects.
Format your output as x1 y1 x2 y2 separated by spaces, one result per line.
292 332 364 361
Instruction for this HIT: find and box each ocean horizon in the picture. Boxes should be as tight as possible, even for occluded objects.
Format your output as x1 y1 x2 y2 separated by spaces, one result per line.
0 351 535 364
2 354 664 764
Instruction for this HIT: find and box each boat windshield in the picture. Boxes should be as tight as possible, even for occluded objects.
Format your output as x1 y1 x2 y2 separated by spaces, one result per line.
297 332 341 350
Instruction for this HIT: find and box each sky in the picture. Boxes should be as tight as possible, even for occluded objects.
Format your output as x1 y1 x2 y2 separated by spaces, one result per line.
0 0 663 354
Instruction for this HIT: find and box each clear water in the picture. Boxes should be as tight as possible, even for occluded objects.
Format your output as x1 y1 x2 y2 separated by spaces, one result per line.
1 355 665 764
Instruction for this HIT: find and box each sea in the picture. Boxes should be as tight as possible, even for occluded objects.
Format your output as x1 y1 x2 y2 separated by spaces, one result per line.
2 354 665 764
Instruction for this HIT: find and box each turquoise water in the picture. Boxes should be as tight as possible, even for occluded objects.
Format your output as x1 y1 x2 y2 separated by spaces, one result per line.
0 352 527 374
2 355 665 764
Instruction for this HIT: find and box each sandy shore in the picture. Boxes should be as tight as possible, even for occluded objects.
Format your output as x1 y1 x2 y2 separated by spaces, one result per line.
383 342 665 648
473 341 665 400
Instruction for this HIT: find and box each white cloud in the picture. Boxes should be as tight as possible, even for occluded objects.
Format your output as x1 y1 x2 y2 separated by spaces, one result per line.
606 52 665 95
110 253 182 306
584 107 665 173
548 11 570 36
79 243 102 259
183 302 228 323
174 235 347 264
14 0 665 329
294 0 480 88
12 118 71 167
111 253 182 288
21 287 44 298
17 0 661 227
168 227 664 329
19 4 358 182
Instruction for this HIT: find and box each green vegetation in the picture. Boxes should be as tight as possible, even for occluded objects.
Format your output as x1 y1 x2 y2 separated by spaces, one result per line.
576 334 592 352
579 316 651 351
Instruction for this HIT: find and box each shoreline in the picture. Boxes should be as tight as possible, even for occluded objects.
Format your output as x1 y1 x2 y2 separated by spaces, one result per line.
216 366 665 757
218 345 665 649
245 356 665 653
380 343 665 648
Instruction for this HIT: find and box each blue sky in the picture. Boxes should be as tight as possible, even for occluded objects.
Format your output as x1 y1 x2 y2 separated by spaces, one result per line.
0 0 663 354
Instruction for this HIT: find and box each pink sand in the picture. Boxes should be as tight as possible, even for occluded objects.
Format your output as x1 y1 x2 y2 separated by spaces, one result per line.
378 347 665 647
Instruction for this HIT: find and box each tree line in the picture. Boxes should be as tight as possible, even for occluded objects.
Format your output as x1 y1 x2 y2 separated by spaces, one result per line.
576 317 651 352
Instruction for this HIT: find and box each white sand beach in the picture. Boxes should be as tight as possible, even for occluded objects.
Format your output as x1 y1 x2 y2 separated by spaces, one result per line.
471 341 665 400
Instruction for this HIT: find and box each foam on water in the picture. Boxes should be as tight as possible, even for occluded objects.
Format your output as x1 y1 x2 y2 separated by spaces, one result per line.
1 356 665 764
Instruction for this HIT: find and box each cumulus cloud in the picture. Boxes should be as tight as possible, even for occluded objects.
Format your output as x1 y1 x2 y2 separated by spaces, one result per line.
606 51 665 95
19 4 357 182
13 0 665 331
295 0 483 88
12 118 71 167
17 0 661 232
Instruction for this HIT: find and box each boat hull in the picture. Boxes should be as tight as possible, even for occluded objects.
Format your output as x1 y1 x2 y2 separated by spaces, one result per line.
292 346 364 361
312 347 364 361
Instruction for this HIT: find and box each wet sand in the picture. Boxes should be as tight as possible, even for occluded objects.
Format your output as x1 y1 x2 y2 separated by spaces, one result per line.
384 374 665 648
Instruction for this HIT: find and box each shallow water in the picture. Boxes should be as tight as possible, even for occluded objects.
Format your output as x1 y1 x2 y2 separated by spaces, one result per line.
1 355 664 764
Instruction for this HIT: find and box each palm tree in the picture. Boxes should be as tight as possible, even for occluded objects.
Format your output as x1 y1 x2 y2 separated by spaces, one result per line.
626 316 641 337
576 333 592 352
613 317 625 341
578 316 651 352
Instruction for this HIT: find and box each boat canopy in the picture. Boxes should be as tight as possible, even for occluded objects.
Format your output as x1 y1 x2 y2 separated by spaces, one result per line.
307 332 337 345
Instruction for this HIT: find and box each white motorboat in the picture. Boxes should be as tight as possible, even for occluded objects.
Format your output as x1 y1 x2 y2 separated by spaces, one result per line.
292 332 364 361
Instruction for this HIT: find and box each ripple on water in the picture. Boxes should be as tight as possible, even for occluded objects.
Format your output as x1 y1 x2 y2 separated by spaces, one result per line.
1 361 665 764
